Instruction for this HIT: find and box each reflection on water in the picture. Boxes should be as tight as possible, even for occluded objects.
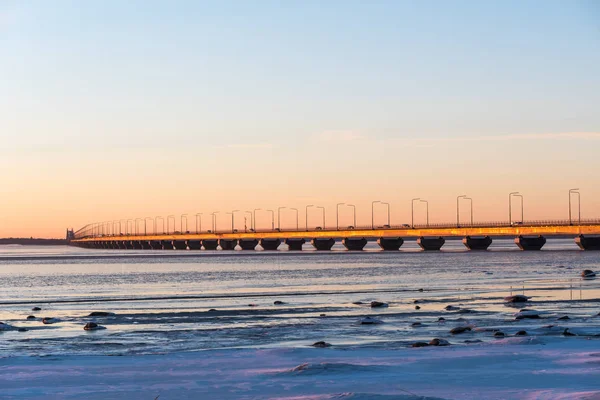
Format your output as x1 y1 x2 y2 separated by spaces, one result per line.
0 241 598 357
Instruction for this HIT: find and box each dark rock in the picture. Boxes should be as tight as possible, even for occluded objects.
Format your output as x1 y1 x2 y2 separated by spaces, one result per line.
352 301 364 305
88 312 114 317
207 309 217 312
445 305 460 311
32 307 41 311
450 326 472 334
42 317 58 325
557 315 570 321
18 328 28 332
319 314 326 317
415 306 421 310
274 301 285 305
411 342 429 348
413 300 420 304
458 309 474 314
26 315 36 320
494 331 505 337
563 328 577 337
582 270 596 278
360 317 383 325
438 317 446 322
515 330 528 336
311 341 331 348
418 288 424 292
411 322 422 327
464 339 483 343
429 338 450 346
370 301 388 308
248 304 258 307
504 295 530 303
84 322 105 331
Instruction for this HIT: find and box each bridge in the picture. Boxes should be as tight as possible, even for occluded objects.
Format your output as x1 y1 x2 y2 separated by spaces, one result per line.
71 219 600 251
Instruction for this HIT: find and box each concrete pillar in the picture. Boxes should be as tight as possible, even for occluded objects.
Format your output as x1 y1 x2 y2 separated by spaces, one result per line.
150 241 163 250
462 236 492 251
139 241 152 250
259 238 281 251
202 239 219 250
377 237 403 251
342 237 367 251
311 238 335 251
515 235 546 251
122 241 134 250
238 239 259 250
113 241 123 249
131 241 143 250
187 240 202 250
162 240 174 250
575 235 600 250
417 236 445 251
173 240 188 250
219 239 236 250
285 238 305 251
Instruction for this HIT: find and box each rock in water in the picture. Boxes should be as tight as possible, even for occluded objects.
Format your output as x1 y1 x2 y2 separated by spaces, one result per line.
557 315 570 320
352 301 364 305
17 328 28 332
504 295 530 303
494 331 505 337
84 322 106 331
438 317 446 322
42 317 59 325
582 270 596 278
370 301 388 308
415 305 421 310
273 301 285 305
32 307 41 311
514 309 541 320
0 322 16 331
26 315 36 320
411 322 423 327
563 328 576 337
429 338 450 346
445 305 460 311
88 312 115 317
515 330 528 336
450 326 472 334
360 317 383 325
411 342 429 348
311 341 331 348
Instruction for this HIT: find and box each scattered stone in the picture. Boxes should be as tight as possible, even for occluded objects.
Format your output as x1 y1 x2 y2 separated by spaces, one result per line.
464 339 483 344
411 342 429 348
26 315 36 320
413 300 420 304
248 304 258 307
557 315 570 321
514 310 541 320
458 309 475 314
418 288 424 292
84 322 106 331
542 324 555 329
319 314 326 317
370 301 388 308
438 317 446 322
32 307 41 311
494 331 505 337
515 330 528 336
311 341 331 348
415 306 421 310
563 328 577 337
207 309 217 312
18 328 28 332
411 322 422 327
360 317 383 325
429 338 450 346
445 305 460 311
450 326 472 334
504 295 530 303
582 270 596 279
274 301 285 305
0 322 15 331
42 317 59 325
352 301 364 305
88 312 114 317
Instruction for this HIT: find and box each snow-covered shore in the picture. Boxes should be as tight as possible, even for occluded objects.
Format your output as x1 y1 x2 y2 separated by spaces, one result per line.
2 337 599 400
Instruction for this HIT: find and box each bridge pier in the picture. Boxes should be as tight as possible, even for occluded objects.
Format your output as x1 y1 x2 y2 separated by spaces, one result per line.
259 238 281 250
139 241 152 250
219 239 236 250
311 238 335 251
515 235 546 251
417 236 445 251
575 235 600 250
285 238 305 251
238 239 259 250
187 240 202 250
342 238 367 251
161 240 174 250
122 241 133 250
131 241 143 250
173 240 188 250
377 237 403 251
149 241 162 250
202 239 219 250
462 236 492 251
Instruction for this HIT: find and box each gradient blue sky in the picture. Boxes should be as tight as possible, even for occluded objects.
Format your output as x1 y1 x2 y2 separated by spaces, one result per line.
1 1 599 236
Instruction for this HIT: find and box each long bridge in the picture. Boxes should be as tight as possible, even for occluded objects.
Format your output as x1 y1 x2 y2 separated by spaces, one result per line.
71 219 600 251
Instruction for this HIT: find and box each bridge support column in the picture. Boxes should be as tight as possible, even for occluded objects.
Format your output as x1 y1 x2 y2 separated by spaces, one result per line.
162 240 174 250
285 238 305 251
202 239 219 250
462 236 492 251
173 240 188 250
575 235 600 250
377 237 403 251
342 238 367 251
219 239 236 250
122 241 134 250
131 241 143 250
238 239 259 250
187 240 202 250
259 238 281 251
139 241 151 250
149 241 163 250
515 235 546 251
417 236 445 251
311 238 335 251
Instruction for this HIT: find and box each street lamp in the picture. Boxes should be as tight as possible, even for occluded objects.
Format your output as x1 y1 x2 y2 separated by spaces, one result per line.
135 218 144 235
457 195 466 227
120 219 128 235
513 194 524 224
509 192 520 225
167 215 175 234
228 210 240 232
382 202 390 226
290 208 299 230
180 214 188 233
211 212 219 232
305 205 314 231
420 199 429 227
244 211 253 232
155 216 164 234
336 203 345 230
371 200 381 229
127 219 135 235
411 198 420 228
253 208 262 231
277 207 286 230
195 213 202 233
266 209 275 230
144 217 153 235
316 206 325 228
464 197 473 226
347 204 356 228
569 188 581 225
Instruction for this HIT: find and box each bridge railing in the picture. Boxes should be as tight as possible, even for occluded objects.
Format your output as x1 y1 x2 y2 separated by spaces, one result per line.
72 218 600 240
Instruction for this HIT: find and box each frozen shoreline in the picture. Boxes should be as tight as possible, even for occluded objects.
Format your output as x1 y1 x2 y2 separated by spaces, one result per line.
2 338 600 399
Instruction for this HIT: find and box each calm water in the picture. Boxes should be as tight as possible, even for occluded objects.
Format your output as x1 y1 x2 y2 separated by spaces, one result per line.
1 241 599 357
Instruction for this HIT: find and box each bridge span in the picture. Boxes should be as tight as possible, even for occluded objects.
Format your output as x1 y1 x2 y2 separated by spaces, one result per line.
71 220 600 251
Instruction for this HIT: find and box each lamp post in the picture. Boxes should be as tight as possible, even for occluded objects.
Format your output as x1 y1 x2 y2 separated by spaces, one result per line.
180 214 188 234
244 211 253 232
464 197 473 226
195 213 202 233
514 194 524 223
227 210 239 233
155 216 164 234
382 202 390 226
135 218 143 235
127 219 135 235
211 212 219 232
266 209 275 230
347 204 356 228
144 217 153 235
336 203 345 230
569 188 580 225
277 207 285 230
509 192 520 225
253 208 261 231
305 205 314 231
290 208 299 230
457 195 466 227
420 199 429 227
166 215 175 234
121 220 127 235
317 206 325 228
411 198 420 228
371 200 381 229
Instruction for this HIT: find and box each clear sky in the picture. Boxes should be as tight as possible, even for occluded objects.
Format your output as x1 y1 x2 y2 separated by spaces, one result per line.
1 0 599 237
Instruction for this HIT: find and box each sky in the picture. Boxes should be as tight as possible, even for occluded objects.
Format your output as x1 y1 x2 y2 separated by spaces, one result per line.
1 0 599 238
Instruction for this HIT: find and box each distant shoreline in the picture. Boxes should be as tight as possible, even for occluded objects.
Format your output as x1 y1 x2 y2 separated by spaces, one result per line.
0 238 67 246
